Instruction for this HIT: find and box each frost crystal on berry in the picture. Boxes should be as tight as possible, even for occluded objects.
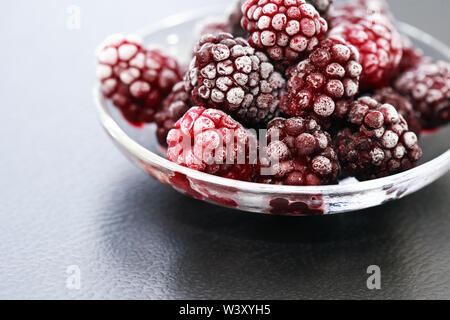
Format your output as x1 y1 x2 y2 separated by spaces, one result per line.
335 97 422 180
258 117 340 185
394 61 450 128
167 107 257 181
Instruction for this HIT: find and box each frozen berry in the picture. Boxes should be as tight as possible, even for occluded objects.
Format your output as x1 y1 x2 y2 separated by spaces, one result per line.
373 88 422 136
330 17 403 89
187 33 286 127
96 34 183 125
306 0 334 15
155 81 192 146
394 61 450 128
241 0 328 64
335 96 422 180
258 117 340 185
167 107 257 181
281 37 362 128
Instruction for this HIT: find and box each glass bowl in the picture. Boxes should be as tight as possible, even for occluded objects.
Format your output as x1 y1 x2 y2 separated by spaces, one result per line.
94 5 450 215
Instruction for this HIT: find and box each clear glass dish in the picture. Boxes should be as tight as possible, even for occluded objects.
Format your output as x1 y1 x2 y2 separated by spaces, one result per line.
94 5 450 215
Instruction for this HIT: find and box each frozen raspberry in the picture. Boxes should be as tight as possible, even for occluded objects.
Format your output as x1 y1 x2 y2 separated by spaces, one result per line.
155 81 192 146
241 0 328 64
330 17 403 89
306 0 334 15
258 117 340 185
96 34 183 125
373 88 422 136
196 1 247 41
335 96 422 180
187 33 286 127
394 61 450 128
281 37 362 128
167 107 257 181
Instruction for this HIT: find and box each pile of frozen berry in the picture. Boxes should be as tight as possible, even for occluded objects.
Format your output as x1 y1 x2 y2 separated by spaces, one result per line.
97 0 450 186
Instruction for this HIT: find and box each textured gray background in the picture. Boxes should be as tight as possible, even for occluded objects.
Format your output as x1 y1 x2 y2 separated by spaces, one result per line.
0 0 449 299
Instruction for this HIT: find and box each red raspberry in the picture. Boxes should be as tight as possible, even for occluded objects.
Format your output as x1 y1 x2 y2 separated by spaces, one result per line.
373 88 422 136
330 17 403 89
281 37 362 128
335 97 422 180
394 61 450 128
258 117 340 185
166 107 257 181
96 34 183 125
241 0 328 64
187 33 286 127
306 0 334 15
155 81 192 146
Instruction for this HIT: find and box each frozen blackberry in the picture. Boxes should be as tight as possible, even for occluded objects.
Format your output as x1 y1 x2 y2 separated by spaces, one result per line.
394 61 450 128
258 117 340 185
373 88 422 136
167 107 257 181
241 0 328 64
330 17 403 89
398 36 425 73
187 33 286 127
335 97 422 180
227 0 247 37
155 81 192 146
96 34 183 125
306 0 334 15
281 37 362 128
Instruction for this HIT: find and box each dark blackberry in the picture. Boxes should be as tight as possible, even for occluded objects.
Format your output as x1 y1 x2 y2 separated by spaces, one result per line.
373 88 422 136
96 34 183 125
241 0 328 63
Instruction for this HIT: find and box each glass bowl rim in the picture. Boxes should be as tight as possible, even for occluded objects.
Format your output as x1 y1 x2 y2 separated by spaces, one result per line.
94 6 450 196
